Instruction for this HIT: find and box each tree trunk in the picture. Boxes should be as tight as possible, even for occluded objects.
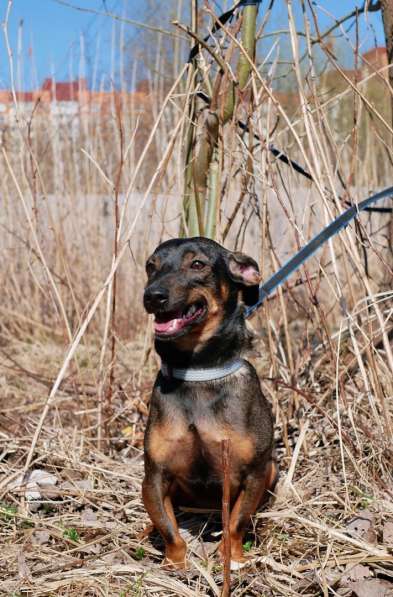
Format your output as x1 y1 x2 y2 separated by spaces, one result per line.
380 0 393 123
379 1 393 279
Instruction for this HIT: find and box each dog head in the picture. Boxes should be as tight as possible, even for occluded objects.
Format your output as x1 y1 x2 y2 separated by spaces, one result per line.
143 237 260 348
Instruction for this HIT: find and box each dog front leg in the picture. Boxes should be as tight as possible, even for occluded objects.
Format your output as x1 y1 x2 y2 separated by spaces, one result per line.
220 460 277 566
142 470 187 568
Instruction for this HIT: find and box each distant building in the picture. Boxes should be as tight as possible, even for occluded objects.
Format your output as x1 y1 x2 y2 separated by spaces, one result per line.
0 77 151 126
361 47 388 79
0 47 388 125
41 77 88 102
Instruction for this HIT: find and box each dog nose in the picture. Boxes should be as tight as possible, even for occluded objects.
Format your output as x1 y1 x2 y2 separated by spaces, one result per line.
144 287 169 311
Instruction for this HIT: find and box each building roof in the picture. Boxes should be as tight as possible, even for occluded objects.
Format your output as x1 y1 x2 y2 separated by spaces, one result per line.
0 47 388 113
41 78 88 101
362 47 387 68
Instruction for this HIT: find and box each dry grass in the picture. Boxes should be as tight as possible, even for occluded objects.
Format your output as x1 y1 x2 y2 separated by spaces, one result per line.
1 1 393 595
1 322 393 596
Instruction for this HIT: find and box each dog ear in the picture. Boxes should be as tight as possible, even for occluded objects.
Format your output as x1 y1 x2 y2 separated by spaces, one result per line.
226 251 261 306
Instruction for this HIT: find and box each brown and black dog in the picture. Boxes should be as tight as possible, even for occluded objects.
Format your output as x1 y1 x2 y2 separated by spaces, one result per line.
142 237 276 569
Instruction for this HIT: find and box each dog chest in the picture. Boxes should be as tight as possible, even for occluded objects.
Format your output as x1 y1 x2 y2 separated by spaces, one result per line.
146 411 256 481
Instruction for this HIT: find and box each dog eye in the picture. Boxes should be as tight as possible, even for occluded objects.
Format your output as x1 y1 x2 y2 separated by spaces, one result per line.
190 260 205 270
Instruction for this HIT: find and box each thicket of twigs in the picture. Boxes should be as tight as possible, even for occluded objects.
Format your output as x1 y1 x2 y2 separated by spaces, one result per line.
1 1 393 595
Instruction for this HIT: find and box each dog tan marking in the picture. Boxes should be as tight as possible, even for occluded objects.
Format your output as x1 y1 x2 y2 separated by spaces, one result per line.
218 460 276 563
196 421 256 479
227 429 255 462
180 251 211 272
149 417 254 467
175 287 224 351
164 539 187 569
142 478 187 568
180 251 197 266
148 420 195 477
219 280 230 302
146 255 161 271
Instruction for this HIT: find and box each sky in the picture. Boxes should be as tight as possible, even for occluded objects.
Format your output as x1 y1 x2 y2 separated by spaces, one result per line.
0 0 386 91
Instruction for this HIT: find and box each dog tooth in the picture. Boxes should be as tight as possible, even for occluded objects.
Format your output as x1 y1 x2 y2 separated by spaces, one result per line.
186 304 196 317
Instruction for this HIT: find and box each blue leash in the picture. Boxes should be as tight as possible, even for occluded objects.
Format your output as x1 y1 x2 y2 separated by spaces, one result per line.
245 186 393 318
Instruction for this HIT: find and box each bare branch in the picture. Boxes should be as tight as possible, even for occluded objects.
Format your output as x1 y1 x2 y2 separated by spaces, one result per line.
51 0 186 40
311 0 381 45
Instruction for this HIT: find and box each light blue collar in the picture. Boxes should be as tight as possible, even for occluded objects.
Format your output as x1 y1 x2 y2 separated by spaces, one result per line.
160 358 244 382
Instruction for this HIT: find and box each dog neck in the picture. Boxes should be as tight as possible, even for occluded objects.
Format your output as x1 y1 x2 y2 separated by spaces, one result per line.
155 306 252 369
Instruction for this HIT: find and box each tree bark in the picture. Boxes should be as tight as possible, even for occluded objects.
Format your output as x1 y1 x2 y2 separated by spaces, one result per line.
380 0 393 122
380 0 393 265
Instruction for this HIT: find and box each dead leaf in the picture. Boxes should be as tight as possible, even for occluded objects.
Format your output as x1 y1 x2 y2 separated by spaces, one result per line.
383 521 393 545
17 550 31 580
100 552 127 565
121 425 134 437
60 480 74 491
32 530 50 545
81 507 97 526
178 526 216 558
82 542 101 555
341 563 372 585
349 579 393 597
75 479 94 491
8 468 58 502
346 510 377 544
60 478 93 492
29 469 58 487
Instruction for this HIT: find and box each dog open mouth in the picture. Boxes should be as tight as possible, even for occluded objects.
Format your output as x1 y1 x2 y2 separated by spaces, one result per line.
154 301 207 337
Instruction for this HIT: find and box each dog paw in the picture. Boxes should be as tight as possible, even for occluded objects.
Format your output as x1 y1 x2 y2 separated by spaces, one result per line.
162 557 187 570
163 538 187 570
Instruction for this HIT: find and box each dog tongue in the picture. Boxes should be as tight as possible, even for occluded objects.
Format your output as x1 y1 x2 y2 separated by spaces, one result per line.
154 317 184 334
